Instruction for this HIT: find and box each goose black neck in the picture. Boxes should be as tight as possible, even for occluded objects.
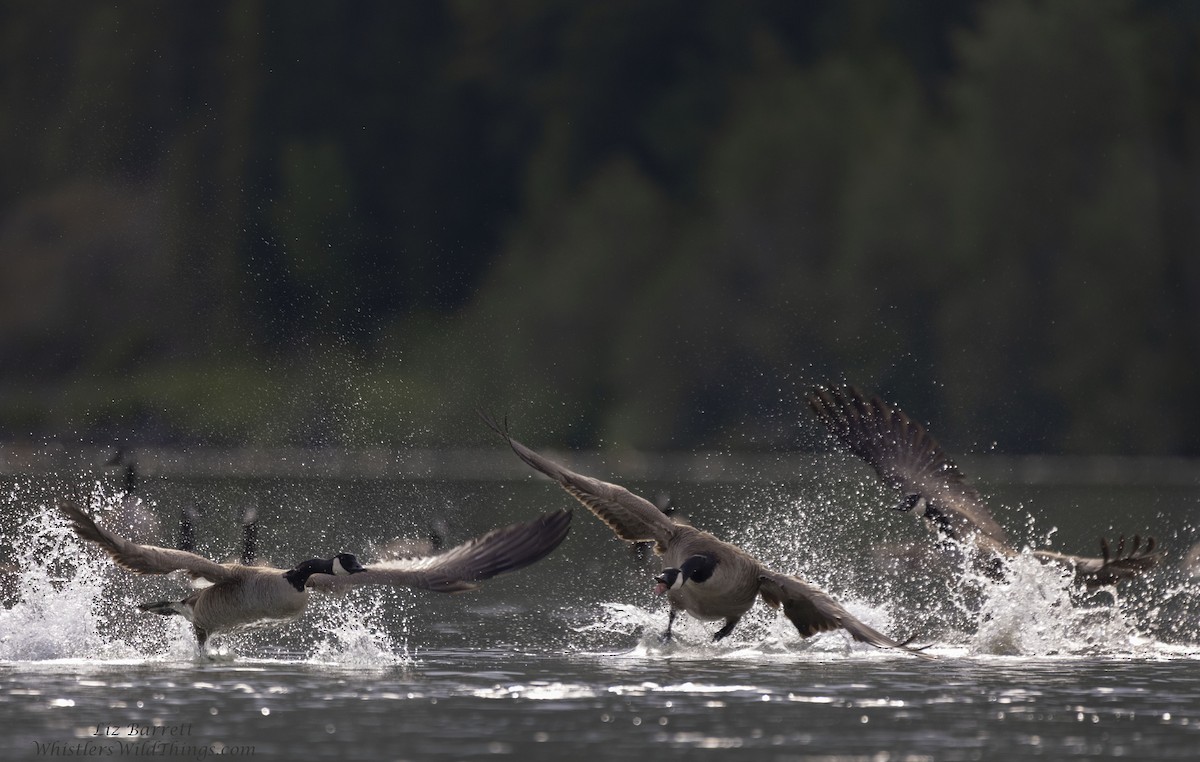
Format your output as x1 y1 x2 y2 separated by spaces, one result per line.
283 559 333 591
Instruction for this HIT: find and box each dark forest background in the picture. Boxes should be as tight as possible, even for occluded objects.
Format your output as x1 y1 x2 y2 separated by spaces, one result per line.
2 0 1199 455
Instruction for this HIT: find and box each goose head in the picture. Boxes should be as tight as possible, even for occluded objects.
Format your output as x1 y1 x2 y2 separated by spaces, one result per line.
653 554 717 595
284 553 366 590
330 553 366 576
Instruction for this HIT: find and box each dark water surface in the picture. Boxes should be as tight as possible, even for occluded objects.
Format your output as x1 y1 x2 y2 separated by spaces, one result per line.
4 652 1200 761
1 458 1198 760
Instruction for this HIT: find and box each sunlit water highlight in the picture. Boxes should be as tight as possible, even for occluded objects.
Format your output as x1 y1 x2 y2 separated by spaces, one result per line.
1 472 1198 759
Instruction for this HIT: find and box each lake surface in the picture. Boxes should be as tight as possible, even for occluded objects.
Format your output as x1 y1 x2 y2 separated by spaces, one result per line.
1 452 1198 760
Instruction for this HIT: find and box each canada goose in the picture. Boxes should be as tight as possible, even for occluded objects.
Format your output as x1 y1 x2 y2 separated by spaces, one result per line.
60 501 571 648
176 502 261 567
105 448 161 544
807 385 1163 586
106 449 246 561
482 415 930 658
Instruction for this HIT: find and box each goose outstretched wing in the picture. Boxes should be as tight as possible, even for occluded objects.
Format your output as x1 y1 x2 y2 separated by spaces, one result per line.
60 502 238 583
757 568 932 659
808 385 1010 551
308 508 571 593
482 413 680 553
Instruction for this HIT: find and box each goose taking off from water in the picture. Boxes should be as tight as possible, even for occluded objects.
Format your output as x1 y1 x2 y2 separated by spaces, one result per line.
807 385 1163 586
61 502 571 648
482 414 930 658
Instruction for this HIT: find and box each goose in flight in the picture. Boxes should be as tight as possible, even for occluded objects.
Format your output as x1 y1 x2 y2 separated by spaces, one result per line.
482 415 930 658
807 385 1162 586
61 502 571 648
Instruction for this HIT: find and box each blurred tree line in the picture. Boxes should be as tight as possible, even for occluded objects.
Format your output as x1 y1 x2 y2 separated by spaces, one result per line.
0 0 1198 454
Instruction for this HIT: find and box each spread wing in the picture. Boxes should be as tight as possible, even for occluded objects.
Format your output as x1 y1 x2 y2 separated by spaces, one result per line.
60 501 239 583
808 385 1011 552
481 413 680 553
1032 535 1163 587
307 508 571 593
757 568 933 659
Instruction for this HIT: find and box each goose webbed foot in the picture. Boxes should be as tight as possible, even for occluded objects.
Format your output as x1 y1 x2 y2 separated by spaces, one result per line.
712 617 740 642
1086 534 1162 587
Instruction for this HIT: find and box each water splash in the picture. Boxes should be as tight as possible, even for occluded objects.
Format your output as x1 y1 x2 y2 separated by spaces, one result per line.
0 487 413 666
571 597 912 661
3 468 1194 665
627 473 1197 659
0 505 112 660
306 588 411 667
0 487 197 661
973 555 1103 655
